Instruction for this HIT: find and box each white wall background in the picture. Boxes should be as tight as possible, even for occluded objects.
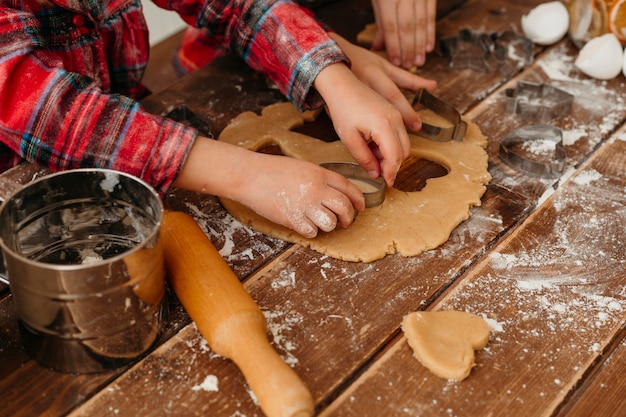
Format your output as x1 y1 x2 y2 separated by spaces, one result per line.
142 1 188 46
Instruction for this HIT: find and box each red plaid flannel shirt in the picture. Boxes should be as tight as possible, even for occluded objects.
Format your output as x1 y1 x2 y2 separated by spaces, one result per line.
0 0 347 195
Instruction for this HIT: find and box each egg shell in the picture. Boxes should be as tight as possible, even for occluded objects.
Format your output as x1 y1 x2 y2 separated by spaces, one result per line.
575 33 624 80
623 45 626 78
521 1 569 45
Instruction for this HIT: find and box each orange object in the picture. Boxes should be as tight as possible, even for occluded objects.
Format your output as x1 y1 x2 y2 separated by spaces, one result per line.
566 0 626 44
161 211 314 417
609 0 626 42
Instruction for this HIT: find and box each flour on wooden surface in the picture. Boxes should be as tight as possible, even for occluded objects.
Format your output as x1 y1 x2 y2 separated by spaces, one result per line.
520 138 556 154
183 200 278 262
562 128 586 146
439 211 504 259
523 42 626 164
191 374 219 392
271 270 296 289
437 161 626 405
571 168 603 186
263 309 304 366
615 131 626 141
537 43 577 82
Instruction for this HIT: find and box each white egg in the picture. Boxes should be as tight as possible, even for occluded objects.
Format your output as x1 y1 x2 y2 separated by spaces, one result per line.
575 33 624 80
521 1 569 45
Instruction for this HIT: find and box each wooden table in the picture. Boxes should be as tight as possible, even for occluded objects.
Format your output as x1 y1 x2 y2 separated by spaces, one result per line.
1 0 625 416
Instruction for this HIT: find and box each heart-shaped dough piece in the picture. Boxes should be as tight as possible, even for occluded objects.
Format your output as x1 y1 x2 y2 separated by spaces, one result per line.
401 310 490 381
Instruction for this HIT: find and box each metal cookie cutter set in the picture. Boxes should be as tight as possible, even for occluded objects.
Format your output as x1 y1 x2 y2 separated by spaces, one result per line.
499 81 573 178
439 29 533 76
411 89 467 142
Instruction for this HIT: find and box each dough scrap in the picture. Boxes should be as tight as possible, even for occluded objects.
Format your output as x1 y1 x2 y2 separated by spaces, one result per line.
401 310 490 381
218 102 490 262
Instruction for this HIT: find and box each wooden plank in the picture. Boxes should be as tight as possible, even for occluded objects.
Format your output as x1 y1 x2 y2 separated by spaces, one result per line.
317 135 626 416
424 0 546 112
557 327 626 417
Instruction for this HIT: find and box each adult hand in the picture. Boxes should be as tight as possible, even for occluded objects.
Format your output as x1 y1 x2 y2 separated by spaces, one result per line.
370 0 437 68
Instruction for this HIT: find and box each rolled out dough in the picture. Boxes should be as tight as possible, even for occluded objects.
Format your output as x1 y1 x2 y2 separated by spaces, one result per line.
401 310 490 381
218 102 490 262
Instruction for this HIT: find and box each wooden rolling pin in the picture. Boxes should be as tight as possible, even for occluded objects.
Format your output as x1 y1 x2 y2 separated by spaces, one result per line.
160 211 314 417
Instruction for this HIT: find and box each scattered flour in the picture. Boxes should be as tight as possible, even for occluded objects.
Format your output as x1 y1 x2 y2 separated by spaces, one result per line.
191 374 219 392
537 44 577 82
562 128 587 146
615 131 626 142
271 270 297 289
182 200 280 263
465 159 626 375
521 138 557 154
572 168 603 186
482 316 505 333
263 308 304 367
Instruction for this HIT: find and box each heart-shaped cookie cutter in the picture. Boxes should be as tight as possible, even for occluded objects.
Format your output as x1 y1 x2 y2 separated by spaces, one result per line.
411 89 467 142
499 125 566 178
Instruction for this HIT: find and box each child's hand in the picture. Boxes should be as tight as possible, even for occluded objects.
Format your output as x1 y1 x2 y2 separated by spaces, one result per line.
318 66 408 186
329 32 437 134
314 59 436 186
175 138 365 238
371 0 437 68
236 154 365 238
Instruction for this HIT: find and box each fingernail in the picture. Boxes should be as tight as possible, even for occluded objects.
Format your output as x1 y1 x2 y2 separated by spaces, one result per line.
391 57 401 67
368 170 379 179
415 54 425 66
411 121 421 131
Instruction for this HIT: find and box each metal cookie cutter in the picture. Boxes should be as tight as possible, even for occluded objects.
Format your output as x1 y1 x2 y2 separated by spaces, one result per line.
320 162 386 208
504 81 574 123
499 125 566 179
411 89 467 142
439 29 533 76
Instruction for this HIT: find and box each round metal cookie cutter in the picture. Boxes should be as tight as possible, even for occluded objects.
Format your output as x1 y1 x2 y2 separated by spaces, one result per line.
320 162 386 208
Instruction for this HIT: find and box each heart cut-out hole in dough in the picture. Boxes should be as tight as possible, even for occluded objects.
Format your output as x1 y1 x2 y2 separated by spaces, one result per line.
402 310 490 381
394 156 449 192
